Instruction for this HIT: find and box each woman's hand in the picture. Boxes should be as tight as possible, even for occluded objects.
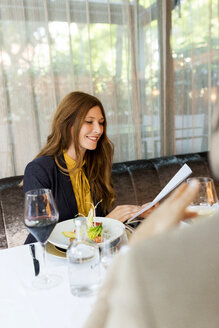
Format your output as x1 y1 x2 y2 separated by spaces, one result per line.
106 205 142 223
107 203 159 222
130 179 200 246
138 202 159 218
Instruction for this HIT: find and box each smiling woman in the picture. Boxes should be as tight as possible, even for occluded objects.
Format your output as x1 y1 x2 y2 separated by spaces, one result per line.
23 91 143 244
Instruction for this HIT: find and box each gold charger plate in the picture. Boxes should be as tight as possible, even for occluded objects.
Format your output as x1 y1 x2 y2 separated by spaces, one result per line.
46 242 66 258
125 228 132 240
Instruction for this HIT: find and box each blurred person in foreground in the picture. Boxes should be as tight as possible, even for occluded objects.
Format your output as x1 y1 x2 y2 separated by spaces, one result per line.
84 108 219 328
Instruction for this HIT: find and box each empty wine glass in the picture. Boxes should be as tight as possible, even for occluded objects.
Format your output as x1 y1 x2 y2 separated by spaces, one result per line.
24 188 61 289
186 177 219 222
100 226 128 270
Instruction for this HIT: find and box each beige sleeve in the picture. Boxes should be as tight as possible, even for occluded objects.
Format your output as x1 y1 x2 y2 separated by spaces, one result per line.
83 254 123 328
83 247 147 328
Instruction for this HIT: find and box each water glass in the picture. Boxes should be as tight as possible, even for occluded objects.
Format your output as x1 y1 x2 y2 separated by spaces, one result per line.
186 177 219 222
100 227 128 270
67 218 101 297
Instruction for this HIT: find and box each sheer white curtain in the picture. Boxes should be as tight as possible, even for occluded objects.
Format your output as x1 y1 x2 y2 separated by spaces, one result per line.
0 0 218 178
171 0 219 154
0 0 158 177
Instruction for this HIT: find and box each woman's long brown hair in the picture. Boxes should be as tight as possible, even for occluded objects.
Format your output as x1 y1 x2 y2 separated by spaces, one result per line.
36 91 115 214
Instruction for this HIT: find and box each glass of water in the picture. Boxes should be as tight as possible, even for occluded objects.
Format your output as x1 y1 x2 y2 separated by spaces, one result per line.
67 218 101 297
100 226 128 270
186 177 219 222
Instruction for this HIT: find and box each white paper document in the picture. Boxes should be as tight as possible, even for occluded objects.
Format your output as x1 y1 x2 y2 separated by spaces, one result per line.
126 163 192 223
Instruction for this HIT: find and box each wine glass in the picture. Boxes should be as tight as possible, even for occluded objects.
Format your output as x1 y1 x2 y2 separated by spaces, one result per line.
186 177 219 222
100 226 128 270
24 188 61 289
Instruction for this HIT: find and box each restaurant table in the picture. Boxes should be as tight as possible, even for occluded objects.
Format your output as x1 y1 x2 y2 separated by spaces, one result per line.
0 243 100 328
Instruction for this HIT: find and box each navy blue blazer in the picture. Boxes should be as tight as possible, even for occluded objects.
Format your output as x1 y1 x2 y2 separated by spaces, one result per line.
23 155 104 243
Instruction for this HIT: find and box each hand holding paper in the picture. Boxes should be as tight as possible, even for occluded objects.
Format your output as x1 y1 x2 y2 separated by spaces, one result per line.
126 163 192 223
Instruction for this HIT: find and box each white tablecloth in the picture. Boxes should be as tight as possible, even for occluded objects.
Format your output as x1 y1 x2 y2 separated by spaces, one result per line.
0 243 99 328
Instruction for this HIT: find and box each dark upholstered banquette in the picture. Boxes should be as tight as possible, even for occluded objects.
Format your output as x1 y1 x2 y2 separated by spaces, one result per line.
0 151 218 249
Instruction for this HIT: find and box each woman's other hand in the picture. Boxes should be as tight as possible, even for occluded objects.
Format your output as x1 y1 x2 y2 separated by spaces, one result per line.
130 179 200 246
106 205 142 223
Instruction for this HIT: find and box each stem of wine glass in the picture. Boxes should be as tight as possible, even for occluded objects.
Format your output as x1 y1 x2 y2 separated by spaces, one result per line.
41 242 49 282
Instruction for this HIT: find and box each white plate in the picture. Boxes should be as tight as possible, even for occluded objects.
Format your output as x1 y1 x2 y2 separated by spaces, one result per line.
48 217 124 250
